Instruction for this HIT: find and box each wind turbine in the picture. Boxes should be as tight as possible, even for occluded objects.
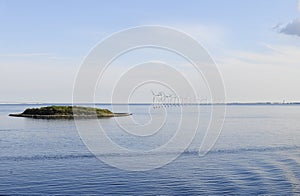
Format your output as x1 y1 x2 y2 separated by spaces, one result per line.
165 93 173 107
151 90 160 109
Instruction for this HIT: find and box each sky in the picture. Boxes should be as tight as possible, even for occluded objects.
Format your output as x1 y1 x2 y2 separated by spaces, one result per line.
1 0 300 103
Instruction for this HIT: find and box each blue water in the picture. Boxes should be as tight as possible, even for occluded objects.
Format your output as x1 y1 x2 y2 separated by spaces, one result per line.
1 104 300 194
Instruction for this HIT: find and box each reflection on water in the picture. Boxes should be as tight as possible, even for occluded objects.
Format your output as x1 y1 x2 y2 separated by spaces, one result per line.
0 104 300 194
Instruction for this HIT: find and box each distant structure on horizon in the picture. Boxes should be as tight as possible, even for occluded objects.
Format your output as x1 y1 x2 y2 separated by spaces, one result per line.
151 90 208 108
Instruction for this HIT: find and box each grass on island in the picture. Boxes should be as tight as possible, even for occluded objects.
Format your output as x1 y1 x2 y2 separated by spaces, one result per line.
21 106 114 118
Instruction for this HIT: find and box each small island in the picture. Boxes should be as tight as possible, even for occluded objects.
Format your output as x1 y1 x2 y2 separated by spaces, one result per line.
9 106 131 119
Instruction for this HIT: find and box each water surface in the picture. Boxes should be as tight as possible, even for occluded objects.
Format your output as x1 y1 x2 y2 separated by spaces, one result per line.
0 104 300 194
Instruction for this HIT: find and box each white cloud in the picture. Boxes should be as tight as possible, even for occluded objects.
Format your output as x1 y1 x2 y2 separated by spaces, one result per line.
226 44 300 66
160 24 226 53
0 58 78 103
0 53 53 57
217 44 300 102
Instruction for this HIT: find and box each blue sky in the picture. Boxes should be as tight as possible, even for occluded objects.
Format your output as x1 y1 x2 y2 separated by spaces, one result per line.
1 0 300 103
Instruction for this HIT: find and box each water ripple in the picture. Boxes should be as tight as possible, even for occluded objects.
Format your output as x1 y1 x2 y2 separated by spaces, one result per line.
1 145 299 162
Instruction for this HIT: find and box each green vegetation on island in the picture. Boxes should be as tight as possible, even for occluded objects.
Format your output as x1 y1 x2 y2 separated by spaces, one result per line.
9 106 131 119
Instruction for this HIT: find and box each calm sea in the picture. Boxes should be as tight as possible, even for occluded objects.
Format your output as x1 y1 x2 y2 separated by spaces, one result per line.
0 104 300 195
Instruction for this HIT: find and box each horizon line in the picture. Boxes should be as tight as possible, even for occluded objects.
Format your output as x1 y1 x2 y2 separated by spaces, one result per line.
1 102 300 105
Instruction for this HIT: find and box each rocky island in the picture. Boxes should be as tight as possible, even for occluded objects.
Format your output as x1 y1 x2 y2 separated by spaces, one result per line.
9 106 131 119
